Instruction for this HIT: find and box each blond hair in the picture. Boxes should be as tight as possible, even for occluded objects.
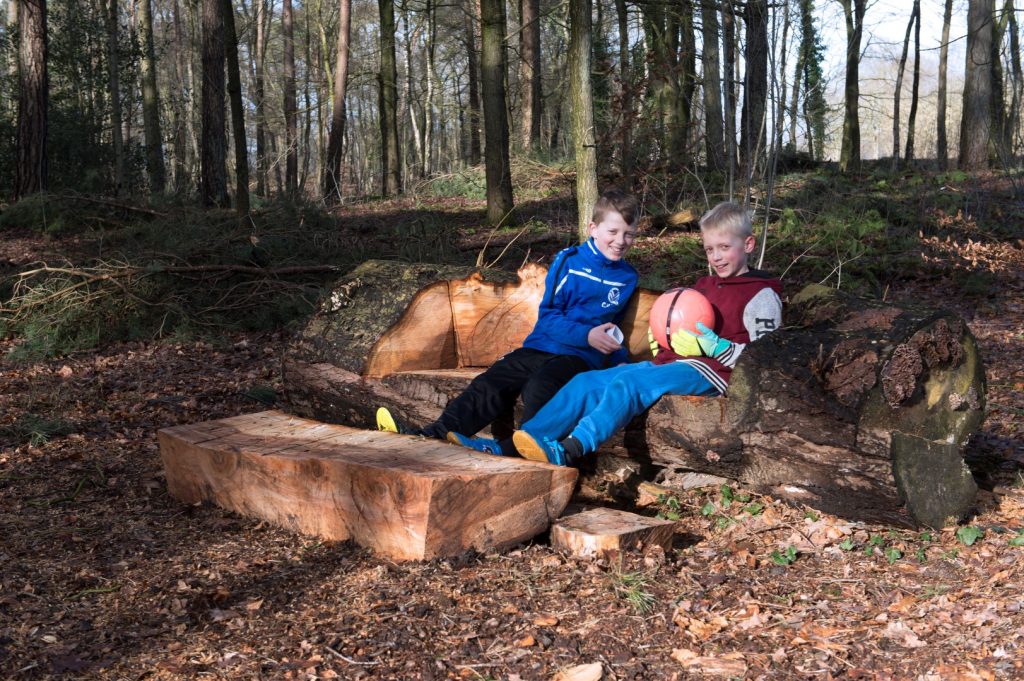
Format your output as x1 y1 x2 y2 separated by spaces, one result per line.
699 201 753 238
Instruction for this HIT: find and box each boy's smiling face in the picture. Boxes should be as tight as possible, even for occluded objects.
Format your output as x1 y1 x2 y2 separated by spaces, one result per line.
589 210 637 261
702 227 755 278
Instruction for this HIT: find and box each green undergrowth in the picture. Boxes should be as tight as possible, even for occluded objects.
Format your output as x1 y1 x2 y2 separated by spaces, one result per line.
1 168 1018 359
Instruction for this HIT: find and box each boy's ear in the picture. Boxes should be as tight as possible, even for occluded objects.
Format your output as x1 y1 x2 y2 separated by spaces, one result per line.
587 221 597 236
743 235 756 253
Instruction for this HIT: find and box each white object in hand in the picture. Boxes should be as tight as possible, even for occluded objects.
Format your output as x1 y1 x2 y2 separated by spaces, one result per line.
605 325 624 345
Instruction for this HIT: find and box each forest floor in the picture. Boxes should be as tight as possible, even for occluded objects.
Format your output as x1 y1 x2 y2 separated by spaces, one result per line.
1 173 1024 680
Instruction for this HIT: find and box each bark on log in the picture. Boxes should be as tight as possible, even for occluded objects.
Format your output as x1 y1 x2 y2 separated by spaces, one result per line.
628 284 985 527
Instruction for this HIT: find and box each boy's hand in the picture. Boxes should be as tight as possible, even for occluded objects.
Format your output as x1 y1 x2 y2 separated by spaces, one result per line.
588 323 622 354
690 321 733 359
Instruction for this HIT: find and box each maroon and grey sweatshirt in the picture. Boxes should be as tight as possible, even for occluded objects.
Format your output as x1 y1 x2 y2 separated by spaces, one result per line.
651 270 783 394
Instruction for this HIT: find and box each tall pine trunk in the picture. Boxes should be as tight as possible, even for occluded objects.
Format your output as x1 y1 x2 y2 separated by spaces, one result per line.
519 0 541 149
254 0 269 196
937 0 952 169
1006 0 1022 159
740 0 767 182
959 0 993 169
200 0 228 206
223 0 248 214
104 0 125 197
891 1 917 170
283 0 298 196
904 0 921 164
15 0 47 199
701 0 725 170
323 0 351 204
568 0 595 240
464 0 481 165
479 0 513 224
138 0 165 194
378 0 401 195
721 0 736 179
614 0 631 178
838 0 865 173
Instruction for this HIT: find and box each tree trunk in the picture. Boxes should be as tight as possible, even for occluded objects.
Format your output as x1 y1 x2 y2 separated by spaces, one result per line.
740 0 767 182
678 0 696 159
200 0 228 207
138 0 165 194
904 0 921 164
838 0 865 173
1006 0 1022 159
282 0 298 196
721 0 736 181
788 5 803 151
464 0 481 165
569 0 596 240
479 0 514 225
254 0 269 196
891 1 917 170
15 0 47 199
959 0 993 170
378 0 401 195
991 2 1008 158
104 0 125 197
223 0 248 214
614 0 631 178
323 0 351 204
701 0 725 170
519 0 541 149
937 0 952 169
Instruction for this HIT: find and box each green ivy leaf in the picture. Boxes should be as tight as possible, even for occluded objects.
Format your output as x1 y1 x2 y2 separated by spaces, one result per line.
770 546 798 566
915 548 927 563
956 526 984 546
700 502 716 517
884 547 902 564
1009 531 1024 547
804 510 820 522
720 484 734 503
743 503 764 516
838 538 855 551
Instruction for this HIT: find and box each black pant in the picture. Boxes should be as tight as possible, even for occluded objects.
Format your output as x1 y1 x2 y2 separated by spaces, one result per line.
421 347 590 442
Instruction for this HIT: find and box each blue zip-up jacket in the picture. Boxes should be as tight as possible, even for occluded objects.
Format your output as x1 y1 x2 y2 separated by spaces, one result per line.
522 238 639 369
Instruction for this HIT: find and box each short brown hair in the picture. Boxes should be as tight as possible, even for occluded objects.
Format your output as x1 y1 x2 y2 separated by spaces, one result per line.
699 201 753 238
592 187 640 227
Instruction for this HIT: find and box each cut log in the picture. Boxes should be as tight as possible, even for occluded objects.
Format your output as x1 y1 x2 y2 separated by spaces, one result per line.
283 259 658 431
628 284 985 527
550 507 676 557
158 410 577 560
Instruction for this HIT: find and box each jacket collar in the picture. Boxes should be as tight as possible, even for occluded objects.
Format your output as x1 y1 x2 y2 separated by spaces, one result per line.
583 238 618 267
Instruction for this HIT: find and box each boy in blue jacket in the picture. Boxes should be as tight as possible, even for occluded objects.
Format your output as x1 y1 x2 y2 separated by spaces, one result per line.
377 188 641 457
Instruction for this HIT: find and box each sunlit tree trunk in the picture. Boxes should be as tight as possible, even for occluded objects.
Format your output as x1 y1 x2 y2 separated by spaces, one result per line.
701 0 725 170
323 0 351 204
679 0 696 156
223 0 248 214
104 0 125 197
200 0 228 206
568 0 595 240
959 0 993 169
837 0 865 173
15 0 47 199
379 0 401 195
480 0 513 224
904 0 921 164
138 0 165 194
1006 0 1022 158
937 0 952 169
776 0 791 153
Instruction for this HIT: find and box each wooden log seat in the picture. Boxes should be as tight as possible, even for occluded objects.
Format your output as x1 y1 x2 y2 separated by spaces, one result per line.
158 410 577 560
282 261 987 528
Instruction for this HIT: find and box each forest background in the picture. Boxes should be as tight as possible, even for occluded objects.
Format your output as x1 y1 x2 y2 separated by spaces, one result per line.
1 0 1024 677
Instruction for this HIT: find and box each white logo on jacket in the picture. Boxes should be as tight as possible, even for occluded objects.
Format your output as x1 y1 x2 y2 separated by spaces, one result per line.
602 287 621 308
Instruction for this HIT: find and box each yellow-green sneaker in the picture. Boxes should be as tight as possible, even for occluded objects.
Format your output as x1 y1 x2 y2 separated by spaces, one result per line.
376 407 400 433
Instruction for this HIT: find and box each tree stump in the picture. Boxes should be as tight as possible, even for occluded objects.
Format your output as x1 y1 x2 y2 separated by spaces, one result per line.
628 284 985 527
550 507 676 558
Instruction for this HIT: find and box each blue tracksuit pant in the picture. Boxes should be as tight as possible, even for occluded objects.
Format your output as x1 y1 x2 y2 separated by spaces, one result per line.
519 361 719 455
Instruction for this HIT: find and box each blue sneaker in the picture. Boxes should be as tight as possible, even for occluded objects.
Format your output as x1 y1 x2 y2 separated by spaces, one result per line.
512 430 570 466
446 431 503 456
